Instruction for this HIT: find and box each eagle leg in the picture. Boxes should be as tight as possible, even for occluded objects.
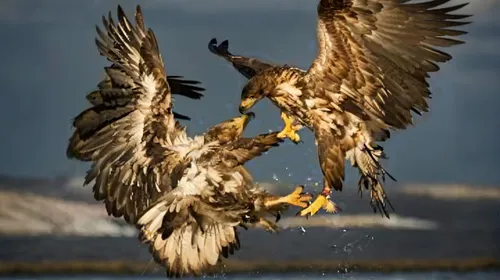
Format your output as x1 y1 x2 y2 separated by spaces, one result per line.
263 185 313 209
277 112 302 144
297 186 341 217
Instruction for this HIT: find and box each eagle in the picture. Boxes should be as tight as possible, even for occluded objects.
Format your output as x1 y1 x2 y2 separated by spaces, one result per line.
210 0 471 218
66 5 312 277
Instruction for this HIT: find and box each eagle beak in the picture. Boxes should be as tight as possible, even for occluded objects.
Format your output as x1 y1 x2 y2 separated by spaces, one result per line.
239 98 256 114
245 112 256 121
235 112 255 130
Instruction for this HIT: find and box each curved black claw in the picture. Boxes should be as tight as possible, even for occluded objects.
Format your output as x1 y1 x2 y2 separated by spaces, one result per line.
293 139 304 145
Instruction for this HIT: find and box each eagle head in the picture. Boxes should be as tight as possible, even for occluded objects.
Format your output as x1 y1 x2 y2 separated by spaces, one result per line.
239 77 275 113
204 112 255 143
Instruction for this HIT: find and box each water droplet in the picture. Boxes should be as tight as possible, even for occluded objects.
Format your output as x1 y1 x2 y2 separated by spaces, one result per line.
272 173 279 181
299 226 306 233
307 177 312 181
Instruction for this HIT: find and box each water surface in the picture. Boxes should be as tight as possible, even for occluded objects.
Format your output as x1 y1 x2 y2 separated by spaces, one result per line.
3 272 500 280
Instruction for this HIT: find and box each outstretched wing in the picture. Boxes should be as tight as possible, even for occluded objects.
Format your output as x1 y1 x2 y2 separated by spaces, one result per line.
223 132 284 166
304 0 471 129
208 38 277 79
67 5 182 224
86 72 204 120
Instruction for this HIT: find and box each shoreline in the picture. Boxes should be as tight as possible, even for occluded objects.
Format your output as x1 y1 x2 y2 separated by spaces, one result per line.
1 258 499 276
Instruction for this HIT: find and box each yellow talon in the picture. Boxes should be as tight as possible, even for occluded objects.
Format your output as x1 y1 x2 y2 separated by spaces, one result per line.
298 194 341 217
142 228 155 241
264 185 313 209
283 185 313 208
277 112 302 144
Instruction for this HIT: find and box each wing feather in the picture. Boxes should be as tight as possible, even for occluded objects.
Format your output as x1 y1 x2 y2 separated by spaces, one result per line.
305 0 471 129
67 5 182 224
314 122 346 191
208 38 278 79
223 132 284 166
136 163 248 277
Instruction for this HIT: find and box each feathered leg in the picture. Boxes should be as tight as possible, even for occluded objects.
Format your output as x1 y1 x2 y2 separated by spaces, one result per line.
297 184 341 217
347 144 396 218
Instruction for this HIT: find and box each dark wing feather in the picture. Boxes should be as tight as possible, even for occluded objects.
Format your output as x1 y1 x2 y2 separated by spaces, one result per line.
167 75 205 99
305 0 471 129
67 5 181 224
223 132 284 166
208 38 278 80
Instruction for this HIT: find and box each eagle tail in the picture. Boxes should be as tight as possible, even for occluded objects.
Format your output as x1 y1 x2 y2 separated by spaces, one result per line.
137 199 241 278
346 144 396 218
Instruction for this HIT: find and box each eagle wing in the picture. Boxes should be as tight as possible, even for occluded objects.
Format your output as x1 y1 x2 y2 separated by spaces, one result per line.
208 38 277 79
314 122 346 191
167 75 205 100
304 0 471 129
223 132 284 166
86 72 204 120
67 5 183 224
137 161 251 277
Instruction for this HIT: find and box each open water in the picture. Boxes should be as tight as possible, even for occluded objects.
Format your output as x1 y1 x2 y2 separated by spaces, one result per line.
2 272 500 280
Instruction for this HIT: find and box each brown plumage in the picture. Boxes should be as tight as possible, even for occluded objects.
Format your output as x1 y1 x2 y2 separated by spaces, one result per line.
85 71 204 120
67 5 311 277
211 0 471 218
208 38 276 79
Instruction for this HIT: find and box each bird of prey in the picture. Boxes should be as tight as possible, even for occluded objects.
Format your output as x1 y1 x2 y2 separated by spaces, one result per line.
211 0 471 218
66 5 311 277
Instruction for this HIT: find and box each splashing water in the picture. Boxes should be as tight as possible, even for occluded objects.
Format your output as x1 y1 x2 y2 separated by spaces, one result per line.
272 173 279 182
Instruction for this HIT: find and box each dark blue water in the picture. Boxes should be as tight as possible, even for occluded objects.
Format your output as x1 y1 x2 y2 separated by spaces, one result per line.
2 272 500 279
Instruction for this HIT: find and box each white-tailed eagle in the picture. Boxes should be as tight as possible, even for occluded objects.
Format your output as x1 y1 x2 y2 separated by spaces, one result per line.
210 0 471 218
66 5 312 277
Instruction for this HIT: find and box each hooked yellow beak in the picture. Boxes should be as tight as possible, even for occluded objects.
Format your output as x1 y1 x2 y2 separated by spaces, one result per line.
235 112 256 129
239 98 257 114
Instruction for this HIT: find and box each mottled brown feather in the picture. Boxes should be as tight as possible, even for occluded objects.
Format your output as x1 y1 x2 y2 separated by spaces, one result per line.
208 38 278 79
67 5 182 225
224 132 284 166
305 0 471 129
